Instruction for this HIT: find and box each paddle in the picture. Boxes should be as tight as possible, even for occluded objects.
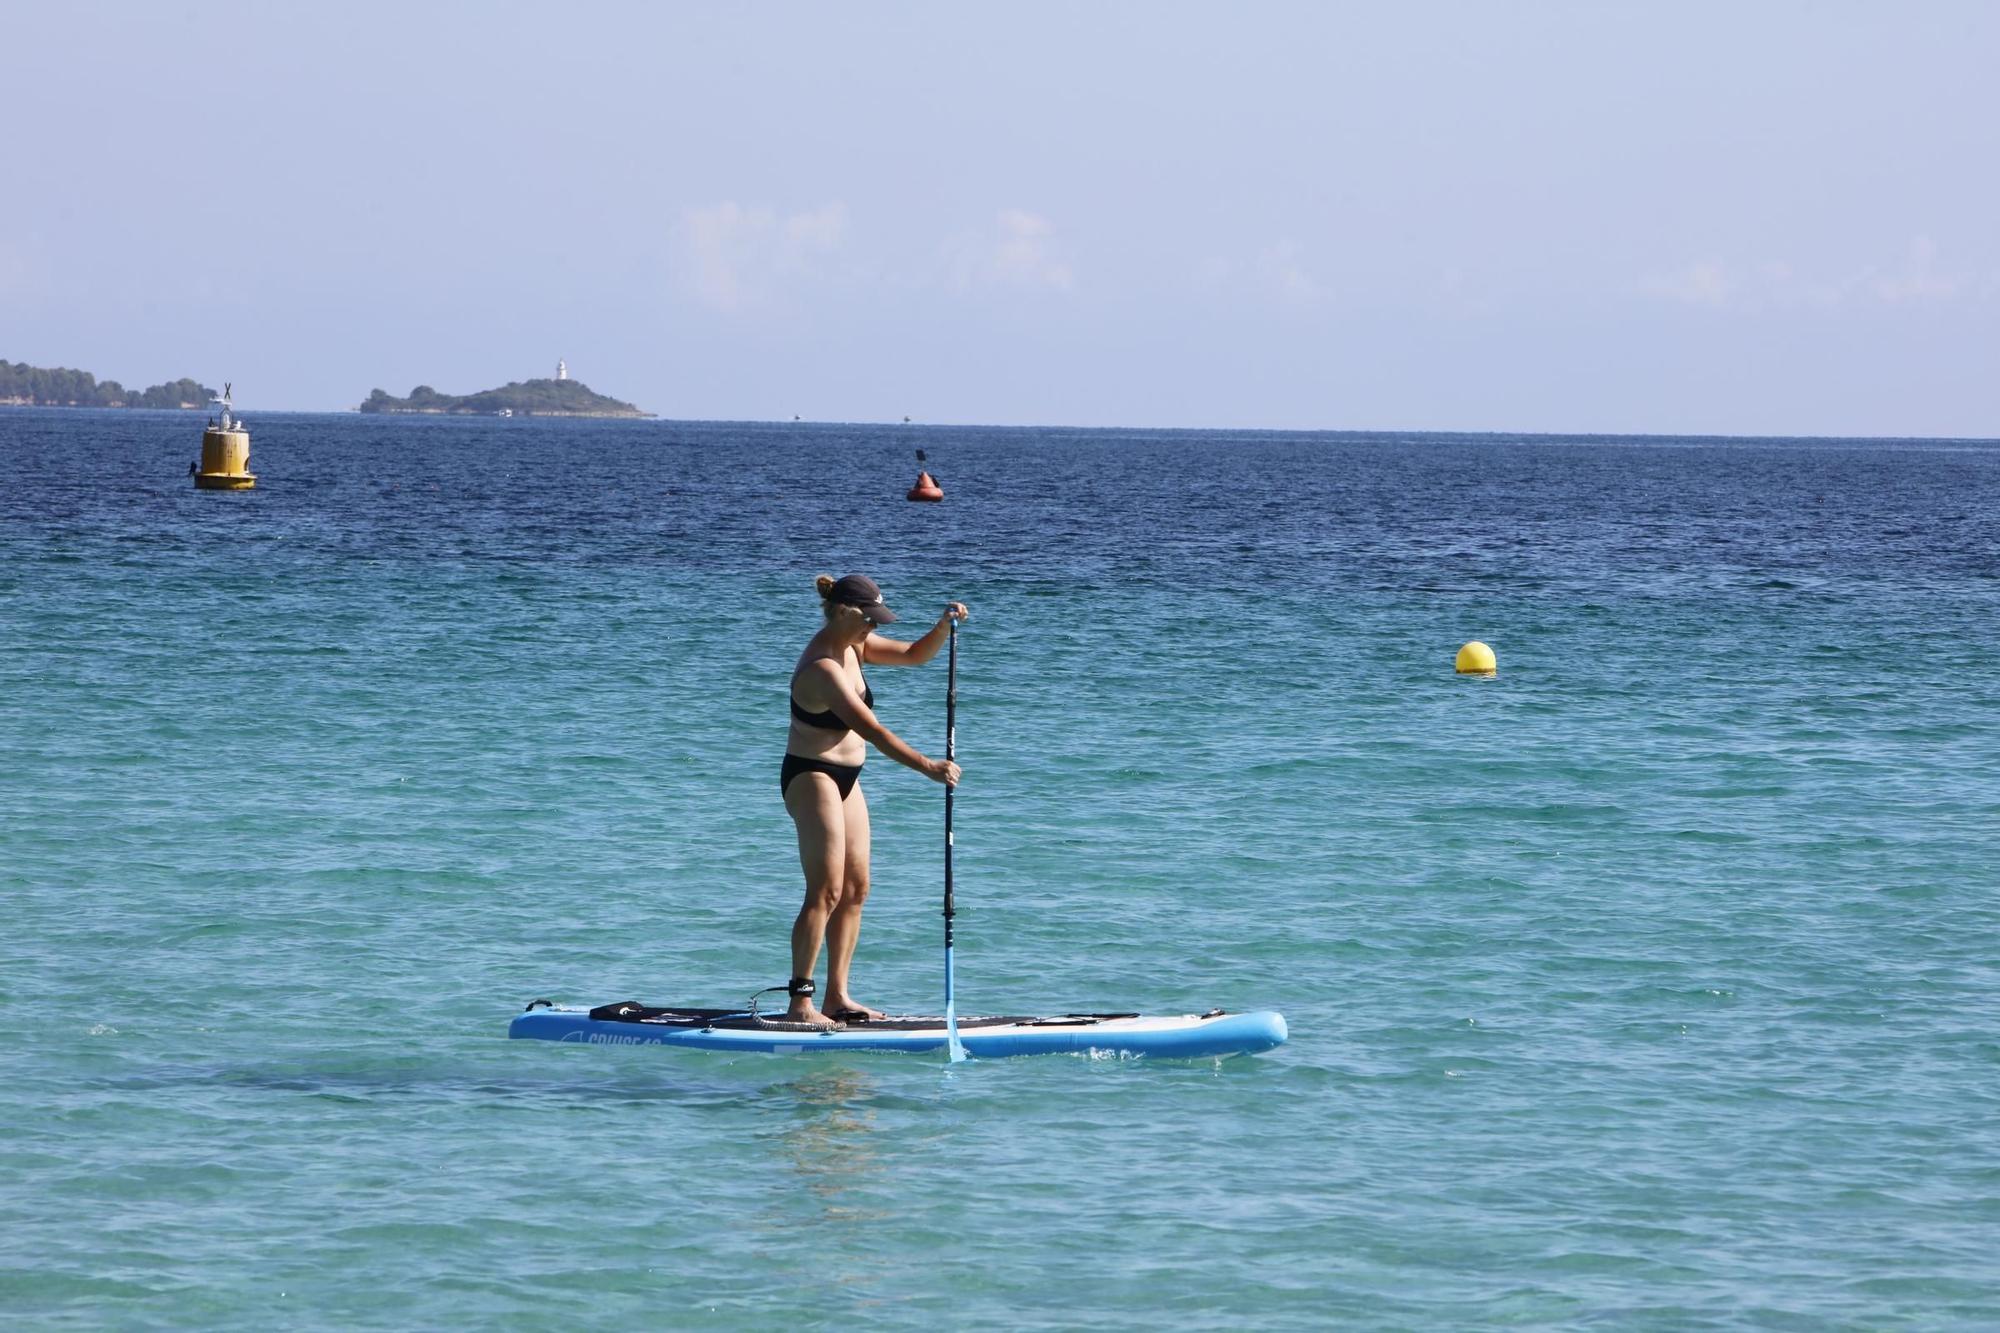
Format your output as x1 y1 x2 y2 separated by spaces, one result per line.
943 613 967 1062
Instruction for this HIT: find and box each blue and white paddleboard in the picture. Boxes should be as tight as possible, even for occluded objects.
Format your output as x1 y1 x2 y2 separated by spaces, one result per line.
510 1001 1288 1059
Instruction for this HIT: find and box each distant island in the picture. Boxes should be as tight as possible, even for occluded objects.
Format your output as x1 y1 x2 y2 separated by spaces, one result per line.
360 377 651 418
1 359 214 409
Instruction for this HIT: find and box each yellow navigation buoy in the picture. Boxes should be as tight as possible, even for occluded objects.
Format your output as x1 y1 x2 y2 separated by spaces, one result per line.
1455 641 1497 676
193 381 255 490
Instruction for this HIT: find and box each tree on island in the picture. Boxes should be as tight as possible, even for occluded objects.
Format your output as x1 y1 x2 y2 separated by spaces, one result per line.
0 360 214 409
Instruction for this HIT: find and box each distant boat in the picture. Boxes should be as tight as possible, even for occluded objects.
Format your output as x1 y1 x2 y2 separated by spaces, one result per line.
902 415 912 424
495 408 513 418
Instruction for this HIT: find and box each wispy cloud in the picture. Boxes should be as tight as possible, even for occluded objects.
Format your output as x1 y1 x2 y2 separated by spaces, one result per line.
944 210 1074 294
1196 238 1322 307
1256 240 1318 306
1871 235 1956 304
1639 260 1736 308
677 202 848 312
1639 237 1981 311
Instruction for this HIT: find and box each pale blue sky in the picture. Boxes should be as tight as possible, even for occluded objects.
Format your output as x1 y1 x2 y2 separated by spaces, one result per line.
4 1 1995 435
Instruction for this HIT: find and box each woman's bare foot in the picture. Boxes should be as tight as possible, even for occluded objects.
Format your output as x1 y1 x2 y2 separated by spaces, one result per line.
822 995 886 1022
784 997 841 1029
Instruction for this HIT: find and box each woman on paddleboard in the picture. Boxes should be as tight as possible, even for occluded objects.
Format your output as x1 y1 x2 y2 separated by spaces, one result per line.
781 574 966 1029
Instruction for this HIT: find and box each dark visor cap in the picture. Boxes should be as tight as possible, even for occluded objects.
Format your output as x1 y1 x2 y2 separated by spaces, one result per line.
831 573 898 624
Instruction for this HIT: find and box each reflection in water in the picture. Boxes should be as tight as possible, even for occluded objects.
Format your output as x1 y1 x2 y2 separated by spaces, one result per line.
773 1065 891 1224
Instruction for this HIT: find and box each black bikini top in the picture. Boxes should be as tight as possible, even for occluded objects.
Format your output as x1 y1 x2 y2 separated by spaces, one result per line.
790 653 872 732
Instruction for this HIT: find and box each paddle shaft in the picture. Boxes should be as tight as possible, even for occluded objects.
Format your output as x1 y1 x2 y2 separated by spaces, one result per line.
942 616 967 1060
943 618 957 947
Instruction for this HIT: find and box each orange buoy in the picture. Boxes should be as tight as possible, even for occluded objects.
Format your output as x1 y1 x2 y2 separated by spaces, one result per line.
906 470 943 502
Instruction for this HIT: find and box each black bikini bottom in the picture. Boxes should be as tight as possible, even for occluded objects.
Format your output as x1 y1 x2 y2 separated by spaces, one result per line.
781 753 862 800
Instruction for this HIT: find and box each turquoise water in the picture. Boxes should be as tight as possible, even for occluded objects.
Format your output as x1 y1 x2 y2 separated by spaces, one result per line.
4 410 1999 1328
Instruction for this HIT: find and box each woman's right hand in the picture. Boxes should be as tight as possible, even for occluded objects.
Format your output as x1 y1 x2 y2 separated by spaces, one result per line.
926 757 962 786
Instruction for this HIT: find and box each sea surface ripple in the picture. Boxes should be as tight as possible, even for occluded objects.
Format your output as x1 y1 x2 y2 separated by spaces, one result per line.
2 411 1998 1328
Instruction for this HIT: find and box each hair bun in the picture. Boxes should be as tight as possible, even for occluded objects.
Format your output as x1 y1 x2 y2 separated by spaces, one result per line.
814 573 836 598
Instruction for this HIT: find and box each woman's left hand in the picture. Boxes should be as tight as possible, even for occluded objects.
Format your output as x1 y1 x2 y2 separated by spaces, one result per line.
942 601 970 624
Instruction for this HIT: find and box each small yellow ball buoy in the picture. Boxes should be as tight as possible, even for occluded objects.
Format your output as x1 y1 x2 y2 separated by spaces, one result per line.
1455 641 1497 676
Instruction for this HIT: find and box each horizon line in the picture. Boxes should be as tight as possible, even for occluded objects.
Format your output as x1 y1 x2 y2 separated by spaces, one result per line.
8 403 1992 447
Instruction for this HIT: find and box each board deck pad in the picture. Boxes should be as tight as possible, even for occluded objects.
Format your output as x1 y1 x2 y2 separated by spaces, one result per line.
582 1001 1142 1030
511 1000 1288 1059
